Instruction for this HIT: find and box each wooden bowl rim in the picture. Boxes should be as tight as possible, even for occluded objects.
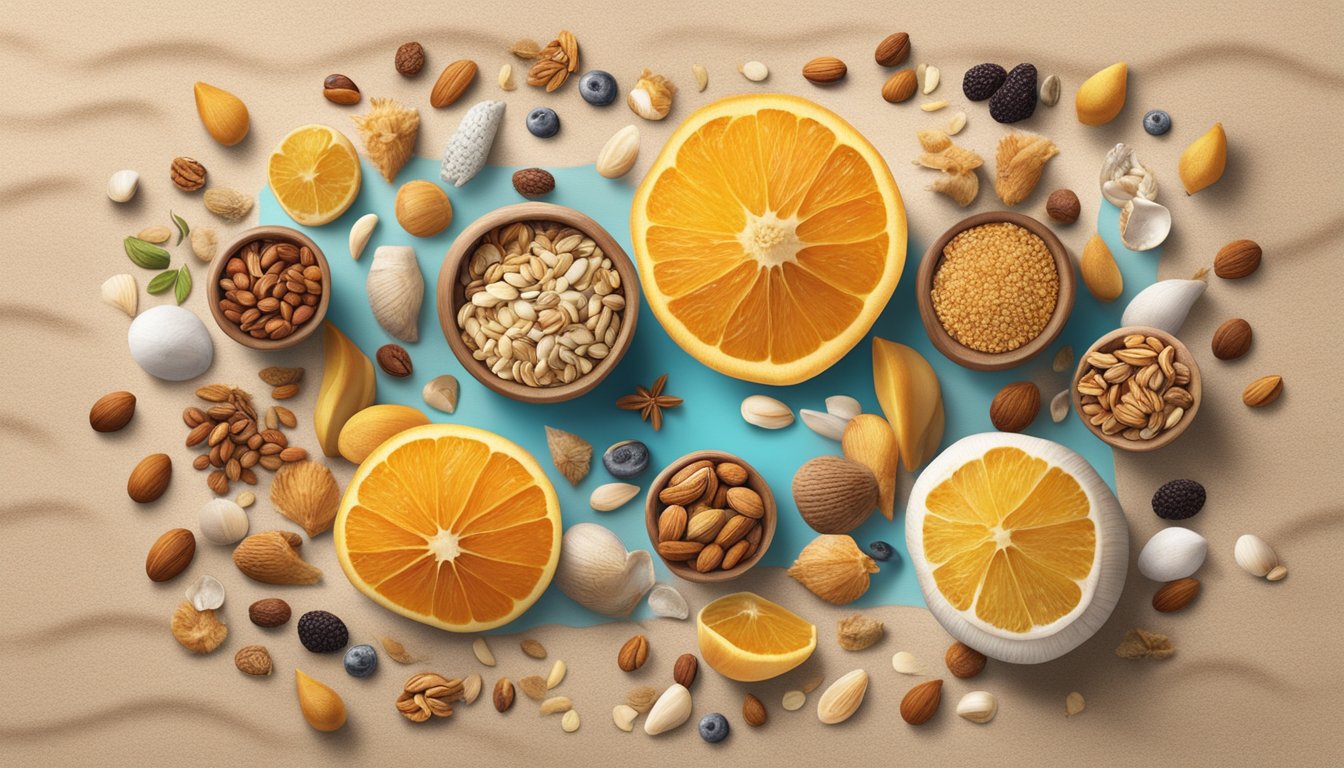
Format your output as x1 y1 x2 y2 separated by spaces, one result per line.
206 225 331 351
436 202 640 404
915 210 1076 371
643 450 777 584
1070 325 1203 452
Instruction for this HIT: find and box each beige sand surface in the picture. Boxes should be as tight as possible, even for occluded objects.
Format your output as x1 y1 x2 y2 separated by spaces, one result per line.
2 1 1341 765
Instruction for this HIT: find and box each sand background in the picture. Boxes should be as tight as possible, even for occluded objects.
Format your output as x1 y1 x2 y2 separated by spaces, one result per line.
2 0 1341 764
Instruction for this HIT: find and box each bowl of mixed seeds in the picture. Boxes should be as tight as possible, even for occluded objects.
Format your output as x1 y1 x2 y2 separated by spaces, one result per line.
915 211 1074 370
436 202 639 403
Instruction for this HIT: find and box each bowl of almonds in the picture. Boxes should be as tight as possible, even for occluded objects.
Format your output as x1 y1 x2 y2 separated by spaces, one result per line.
1072 326 1202 451
436 202 639 404
644 450 777 583
207 225 330 350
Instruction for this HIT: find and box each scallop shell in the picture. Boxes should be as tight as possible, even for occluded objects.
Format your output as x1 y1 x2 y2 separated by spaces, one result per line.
366 246 423 342
1100 143 1158 207
269 460 341 537
101 273 138 317
1118 196 1172 251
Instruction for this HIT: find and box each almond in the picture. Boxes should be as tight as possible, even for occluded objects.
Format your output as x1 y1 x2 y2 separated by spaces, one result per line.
817 669 869 725
881 69 918 103
657 505 688 542
430 59 478 108
618 634 649 672
725 486 765 518
900 679 943 725
1211 318 1252 360
715 462 748 486
658 466 711 506
1242 375 1283 408
89 390 136 432
128 453 172 503
493 677 515 712
714 513 757 548
802 56 847 84
656 540 704 562
742 692 768 726
945 641 987 678
232 530 322 585
990 381 1041 432
668 459 713 486
1214 239 1262 280
146 528 196 582
874 32 911 67
1152 577 1201 612
672 653 698 688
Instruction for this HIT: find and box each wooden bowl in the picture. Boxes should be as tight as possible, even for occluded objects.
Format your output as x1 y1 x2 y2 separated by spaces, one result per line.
207 225 331 351
436 202 640 404
915 211 1075 371
1071 326 1202 452
644 450 777 584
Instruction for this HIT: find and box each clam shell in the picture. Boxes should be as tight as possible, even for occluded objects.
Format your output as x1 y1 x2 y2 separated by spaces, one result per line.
366 246 424 342
269 460 341 537
101 273 138 317
1137 526 1207 582
199 499 250 545
1118 197 1172 251
647 583 689 620
554 523 654 617
1233 534 1278 577
1100 143 1158 207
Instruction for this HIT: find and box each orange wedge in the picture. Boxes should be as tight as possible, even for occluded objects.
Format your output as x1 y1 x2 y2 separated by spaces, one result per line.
267 124 362 226
631 94 906 385
334 424 561 632
697 591 817 681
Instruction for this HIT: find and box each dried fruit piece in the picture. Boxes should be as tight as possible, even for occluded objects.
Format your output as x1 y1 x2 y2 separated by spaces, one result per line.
872 338 944 471
296 670 347 731
841 414 899 520
989 63 1037 123
1075 62 1128 126
1047 189 1081 224
962 63 1006 101
836 613 884 651
193 81 250 146
995 130 1059 205
1066 691 1086 716
627 70 675 121
1179 123 1228 195
171 600 228 653
352 98 420 183
1115 627 1175 659
1080 233 1123 302
788 535 879 604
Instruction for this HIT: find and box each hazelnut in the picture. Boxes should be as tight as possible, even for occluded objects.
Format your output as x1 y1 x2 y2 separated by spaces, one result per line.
395 42 425 76
1046 188 1081 224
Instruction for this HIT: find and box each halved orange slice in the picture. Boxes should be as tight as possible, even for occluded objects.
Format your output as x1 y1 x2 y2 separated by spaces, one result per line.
267 124 361 226
632 94 906 385
334 424 561 632
697 591 817 681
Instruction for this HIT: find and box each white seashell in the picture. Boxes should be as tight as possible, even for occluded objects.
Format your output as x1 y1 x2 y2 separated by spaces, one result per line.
185 574 226 611
816 669 868 725
643 684 692 735
367 246 424 342
1137 526 1207 581
596 125 640 179
101 273 138 317
590 482 641 512
1099 143 1158 207
107 169 139 203
127 305 214 381
800 409 849 441
348 213 378 261
825 395 862 420
611 704 638 732
554 523 654 617
199 498 250 545
891 651 922 674
741 394 794 429
956 690 998 724
1121 273 1208 335
1234 534 1279 578
422 374 459 414
739 61 769 82
647 583 689 620
439 100 506 187
1118 196 1172 252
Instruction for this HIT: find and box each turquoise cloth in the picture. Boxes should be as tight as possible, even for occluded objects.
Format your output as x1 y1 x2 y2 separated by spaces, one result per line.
259 157 1157 631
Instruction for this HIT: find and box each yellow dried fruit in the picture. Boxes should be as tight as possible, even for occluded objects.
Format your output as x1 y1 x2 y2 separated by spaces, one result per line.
193 81 250 146
1080 233 1123 302
628 70 675 121
841 414 899 520
929 172 980 207
788 535 879 604
1178 122 1228 195
296 669 347 731
171 600 228 654
915 130 982 207
836 613 885 651
872 338 944 471
336 404 430 464
1075 62 1128 126
995 131 1059 205
352 98 420 183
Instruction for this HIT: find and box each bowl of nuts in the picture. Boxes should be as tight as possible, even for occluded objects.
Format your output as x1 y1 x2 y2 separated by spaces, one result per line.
208 225 331 350
644 450 777 583
436 202 639 404
1072 326 1202 452
915 211 1075 371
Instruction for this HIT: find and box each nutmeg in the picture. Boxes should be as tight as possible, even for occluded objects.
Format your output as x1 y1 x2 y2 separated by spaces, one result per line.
792 456 879 534
395 41 425 76
944 641 987 678
1045 188 1080 224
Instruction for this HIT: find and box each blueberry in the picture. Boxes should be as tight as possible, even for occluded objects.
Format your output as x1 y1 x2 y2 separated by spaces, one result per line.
579 70 618 106
602 440 650 478
343 644 378 677
526 107 560 138
868 540 899 563
698 712 729 743
1143 110 1172 136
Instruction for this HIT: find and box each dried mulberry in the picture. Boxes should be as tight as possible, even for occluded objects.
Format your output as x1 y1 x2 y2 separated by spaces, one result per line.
989 63 1038 124
962 63 1007 101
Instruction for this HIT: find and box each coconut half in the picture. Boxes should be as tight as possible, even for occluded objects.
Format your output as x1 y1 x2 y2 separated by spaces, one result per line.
906 433 1128 664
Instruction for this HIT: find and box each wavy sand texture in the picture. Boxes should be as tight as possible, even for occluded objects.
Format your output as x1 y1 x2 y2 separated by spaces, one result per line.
1 1 1341 765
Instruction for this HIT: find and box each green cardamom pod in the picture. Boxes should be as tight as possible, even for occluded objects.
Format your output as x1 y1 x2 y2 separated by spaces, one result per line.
124 236 171 269
147 268 179 295
171 211 190 245
175 264 192 304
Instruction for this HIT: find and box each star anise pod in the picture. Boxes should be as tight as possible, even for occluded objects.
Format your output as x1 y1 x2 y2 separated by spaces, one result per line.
615 374 683 431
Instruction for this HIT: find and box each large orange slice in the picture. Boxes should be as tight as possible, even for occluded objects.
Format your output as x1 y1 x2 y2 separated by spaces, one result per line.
631 95 906 385
334 424 561 632
267 124 362 226
697 591 817 681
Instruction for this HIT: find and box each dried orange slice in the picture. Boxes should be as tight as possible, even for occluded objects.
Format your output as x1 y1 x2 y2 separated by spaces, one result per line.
267 124 361 226
631 94 906 385
907 433 1127 663
697 591 817 681
334 424 561 632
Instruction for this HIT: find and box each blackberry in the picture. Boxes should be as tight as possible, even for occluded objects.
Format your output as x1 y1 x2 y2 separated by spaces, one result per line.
1152 479 1206 520
989 63 1038 123
297 610 349 653
962 63 1007 101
